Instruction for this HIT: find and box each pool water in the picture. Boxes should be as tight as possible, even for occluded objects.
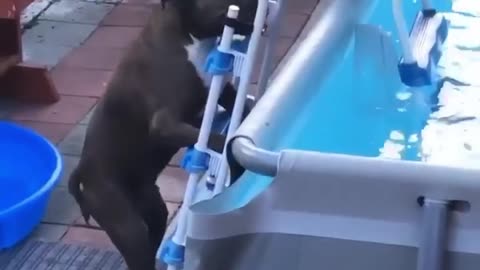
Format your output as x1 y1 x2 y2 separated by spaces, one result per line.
202 0 479 213
281 0 480 168
421 2 480 168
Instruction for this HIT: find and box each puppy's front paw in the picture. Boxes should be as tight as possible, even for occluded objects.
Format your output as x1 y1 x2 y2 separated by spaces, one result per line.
150 109 200 148
150 109 179 138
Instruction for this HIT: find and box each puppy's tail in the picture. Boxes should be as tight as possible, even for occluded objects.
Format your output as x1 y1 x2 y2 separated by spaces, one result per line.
68 169 91 225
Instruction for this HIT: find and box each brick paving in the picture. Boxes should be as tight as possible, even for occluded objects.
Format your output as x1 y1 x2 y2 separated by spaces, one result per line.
1 0 319 252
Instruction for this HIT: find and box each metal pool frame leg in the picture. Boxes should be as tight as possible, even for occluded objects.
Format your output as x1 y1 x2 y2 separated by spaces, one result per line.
417 198 450 270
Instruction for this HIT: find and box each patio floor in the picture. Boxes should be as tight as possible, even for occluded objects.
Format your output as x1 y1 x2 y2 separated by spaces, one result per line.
0 0 319 262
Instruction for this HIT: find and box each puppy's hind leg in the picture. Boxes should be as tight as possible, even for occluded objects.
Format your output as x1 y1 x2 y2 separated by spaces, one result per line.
81 182 157 270
68 168 92 225
132 184 169 253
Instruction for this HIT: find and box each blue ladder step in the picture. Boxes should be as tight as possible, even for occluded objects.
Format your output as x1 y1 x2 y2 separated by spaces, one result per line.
398 9 448 87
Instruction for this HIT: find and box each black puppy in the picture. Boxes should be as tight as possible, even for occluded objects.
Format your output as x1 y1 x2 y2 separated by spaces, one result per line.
68 1 257 269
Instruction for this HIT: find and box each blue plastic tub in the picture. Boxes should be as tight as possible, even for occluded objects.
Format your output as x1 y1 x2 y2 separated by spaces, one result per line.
0 121 62 249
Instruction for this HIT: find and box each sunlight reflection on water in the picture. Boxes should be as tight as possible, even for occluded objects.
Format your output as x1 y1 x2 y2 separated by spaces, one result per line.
420 0 480 168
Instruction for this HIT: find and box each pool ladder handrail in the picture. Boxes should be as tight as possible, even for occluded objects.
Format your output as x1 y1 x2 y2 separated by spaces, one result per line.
160 0 274 268
162 6 241 270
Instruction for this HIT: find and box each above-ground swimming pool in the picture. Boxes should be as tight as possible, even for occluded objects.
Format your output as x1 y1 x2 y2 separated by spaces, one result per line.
182 0 480 269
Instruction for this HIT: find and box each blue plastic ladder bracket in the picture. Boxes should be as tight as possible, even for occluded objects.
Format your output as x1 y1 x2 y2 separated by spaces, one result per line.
160 238 185 268
398 9 448 87
204 47 235 75
181 146 210 173
231 37 251 54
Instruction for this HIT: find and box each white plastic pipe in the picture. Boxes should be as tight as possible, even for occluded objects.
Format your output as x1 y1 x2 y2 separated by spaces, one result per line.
392 0 415 64
213 0 269 195
167 6 239 270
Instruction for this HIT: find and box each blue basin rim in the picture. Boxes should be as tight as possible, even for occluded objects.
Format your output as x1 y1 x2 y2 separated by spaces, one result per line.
0 121 63 216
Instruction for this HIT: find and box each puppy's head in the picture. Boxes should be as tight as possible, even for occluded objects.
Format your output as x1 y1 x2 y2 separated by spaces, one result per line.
166 0 258 39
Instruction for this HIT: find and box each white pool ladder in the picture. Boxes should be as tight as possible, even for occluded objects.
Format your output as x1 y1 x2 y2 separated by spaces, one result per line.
159 0 279 269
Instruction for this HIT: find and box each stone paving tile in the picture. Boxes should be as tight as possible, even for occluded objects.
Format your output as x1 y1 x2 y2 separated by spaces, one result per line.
39 0 115 25
80 104 98 124
30 223 69 242
286 0 319 15
43 187 82 224
58 124 88 155
278 12 309 38
296 0 325 43
168 148 185 167
120 0 159 5
20 0 52 26
58 154 80 187
23 20 97 48
275 0 323 77
102 4 152 26
0 99 17 120
62 227 116 250
160 204 179 248
83 26 143 49
156 166 188 203
57 46 126 70
250 36 295 83
0 241 128 269
14 120 75 144
166 202 180 223
51 68 112 97
9 95 97 124
0 111 10 120
83 0 123 3
22 42 72 69
74 216 100 228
